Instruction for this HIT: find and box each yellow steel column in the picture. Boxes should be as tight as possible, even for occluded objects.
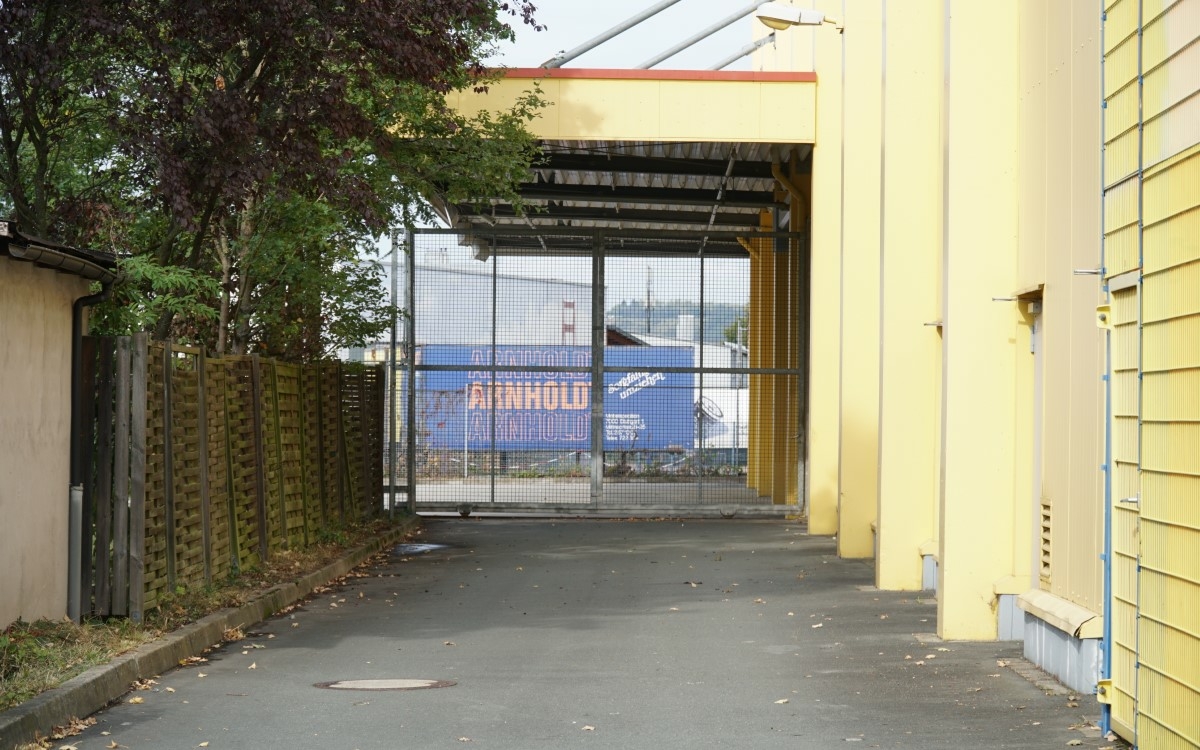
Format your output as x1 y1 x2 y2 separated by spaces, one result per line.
875 0 944 590
759 227 778 501
773 232 792 504
747 240 762 493
937 0 1020 639
789 165 810 507
806 0 845 534
837 0 884 558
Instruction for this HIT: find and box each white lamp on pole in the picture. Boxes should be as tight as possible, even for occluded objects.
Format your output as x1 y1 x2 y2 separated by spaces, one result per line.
755 1 843 32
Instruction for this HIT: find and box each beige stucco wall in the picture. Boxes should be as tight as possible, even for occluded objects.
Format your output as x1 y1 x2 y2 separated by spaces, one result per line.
0 256 88 626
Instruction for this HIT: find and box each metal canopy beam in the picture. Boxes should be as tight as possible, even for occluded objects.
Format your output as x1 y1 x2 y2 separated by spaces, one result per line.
515 183 777 208
537 152 781 179
453 203 763 228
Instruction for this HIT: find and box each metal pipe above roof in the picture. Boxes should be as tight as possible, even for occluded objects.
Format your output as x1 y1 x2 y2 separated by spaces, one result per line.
541 0 685 68
709 33 776 71
638 2 762 69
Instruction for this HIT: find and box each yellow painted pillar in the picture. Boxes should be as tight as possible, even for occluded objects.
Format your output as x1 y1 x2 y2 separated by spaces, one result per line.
758 231 778 501
788 166 810 507
937 0 1020 640
773 235 792 504
805 0 845 534
837 0 884 559
747 242 762 493
875 0 944 590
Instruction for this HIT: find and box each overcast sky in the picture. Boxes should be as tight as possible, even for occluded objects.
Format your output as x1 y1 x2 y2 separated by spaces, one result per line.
384 1 763 308
489 0 759 71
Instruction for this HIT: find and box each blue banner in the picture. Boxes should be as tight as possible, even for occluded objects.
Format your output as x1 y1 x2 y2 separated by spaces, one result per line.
417 345 693 451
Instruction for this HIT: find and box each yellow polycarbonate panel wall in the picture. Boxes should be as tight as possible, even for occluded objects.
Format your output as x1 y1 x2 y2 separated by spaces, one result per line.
1110 496 1140 740
875 0 943 590
1103 0 1200 743
1137 83 1200 750
1107 288 1140 740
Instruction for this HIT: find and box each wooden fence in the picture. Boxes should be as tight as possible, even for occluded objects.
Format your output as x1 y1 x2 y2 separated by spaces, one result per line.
78 334 385 621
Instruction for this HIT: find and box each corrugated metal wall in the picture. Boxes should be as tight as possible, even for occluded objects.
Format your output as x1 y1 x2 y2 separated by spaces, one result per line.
1104 0 1200 745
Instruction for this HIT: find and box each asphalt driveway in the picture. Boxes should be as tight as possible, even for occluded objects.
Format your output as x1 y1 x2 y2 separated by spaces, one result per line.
71 519 1115 749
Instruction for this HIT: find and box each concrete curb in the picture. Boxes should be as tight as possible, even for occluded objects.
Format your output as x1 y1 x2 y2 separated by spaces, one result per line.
1 523 414 750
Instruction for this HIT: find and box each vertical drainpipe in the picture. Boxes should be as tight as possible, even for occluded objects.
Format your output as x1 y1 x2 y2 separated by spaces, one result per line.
1098 4 1112 735
69 282 114 623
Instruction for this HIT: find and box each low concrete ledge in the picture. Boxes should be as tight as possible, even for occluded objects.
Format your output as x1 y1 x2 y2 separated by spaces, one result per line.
1016 589 1103 639
0 523 411 749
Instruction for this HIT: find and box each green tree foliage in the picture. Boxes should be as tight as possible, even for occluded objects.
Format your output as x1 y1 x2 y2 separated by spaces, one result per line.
1 0 545 360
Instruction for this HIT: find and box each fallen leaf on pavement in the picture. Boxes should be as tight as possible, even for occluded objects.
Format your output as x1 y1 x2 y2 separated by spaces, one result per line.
444 641 457 647
127 697 144 704
197 673 208 678
165 687 176 693
48 716 96 740
812 623 823 629
1067 741 1083 747
582 725 596 731
775 699 789 704
248 662 257 669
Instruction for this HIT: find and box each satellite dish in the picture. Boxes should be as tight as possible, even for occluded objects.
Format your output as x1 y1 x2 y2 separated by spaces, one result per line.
696 396 723 422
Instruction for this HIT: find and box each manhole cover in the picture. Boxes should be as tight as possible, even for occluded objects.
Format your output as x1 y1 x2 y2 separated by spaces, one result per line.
314 679 456 691
393 543 449 555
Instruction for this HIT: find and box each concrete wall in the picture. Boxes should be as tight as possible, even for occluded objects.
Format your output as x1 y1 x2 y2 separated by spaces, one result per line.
0 257 88 627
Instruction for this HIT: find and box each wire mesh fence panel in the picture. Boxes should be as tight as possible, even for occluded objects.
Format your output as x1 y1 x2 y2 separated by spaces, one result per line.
407 228 804 514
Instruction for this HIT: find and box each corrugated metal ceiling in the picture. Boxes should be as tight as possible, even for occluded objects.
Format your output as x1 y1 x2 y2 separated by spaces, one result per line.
432 140 810 253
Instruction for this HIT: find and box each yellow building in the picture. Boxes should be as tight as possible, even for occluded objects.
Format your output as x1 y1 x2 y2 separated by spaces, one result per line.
450 2 1199 744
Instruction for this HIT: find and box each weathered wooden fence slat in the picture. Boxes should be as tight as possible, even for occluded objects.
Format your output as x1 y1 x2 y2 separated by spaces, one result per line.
79 336 383 620
128 333 148 622
93 339 115 616
112 336 132 617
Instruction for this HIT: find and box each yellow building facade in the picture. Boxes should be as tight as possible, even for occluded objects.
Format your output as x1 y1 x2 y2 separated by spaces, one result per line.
762 0 1198 744
453 1 1199 743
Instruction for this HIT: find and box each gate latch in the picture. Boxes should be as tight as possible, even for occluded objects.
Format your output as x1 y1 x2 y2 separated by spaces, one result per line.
1096 305 1112 330
1096 679 1112 705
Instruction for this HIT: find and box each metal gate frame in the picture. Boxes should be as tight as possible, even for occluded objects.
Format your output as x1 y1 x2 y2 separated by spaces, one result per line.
393 226 808 516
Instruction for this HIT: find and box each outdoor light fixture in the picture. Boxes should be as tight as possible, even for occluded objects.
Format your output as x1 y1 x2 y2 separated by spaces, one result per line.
755 2 843 32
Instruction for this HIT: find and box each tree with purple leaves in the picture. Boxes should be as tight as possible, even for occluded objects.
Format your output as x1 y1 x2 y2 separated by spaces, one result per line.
1 0 545 358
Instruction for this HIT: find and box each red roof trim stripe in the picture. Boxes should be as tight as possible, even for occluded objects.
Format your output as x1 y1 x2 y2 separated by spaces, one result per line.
498 68 817 83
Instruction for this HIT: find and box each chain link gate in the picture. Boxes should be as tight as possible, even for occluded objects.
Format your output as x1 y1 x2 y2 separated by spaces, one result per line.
395 227 806 516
